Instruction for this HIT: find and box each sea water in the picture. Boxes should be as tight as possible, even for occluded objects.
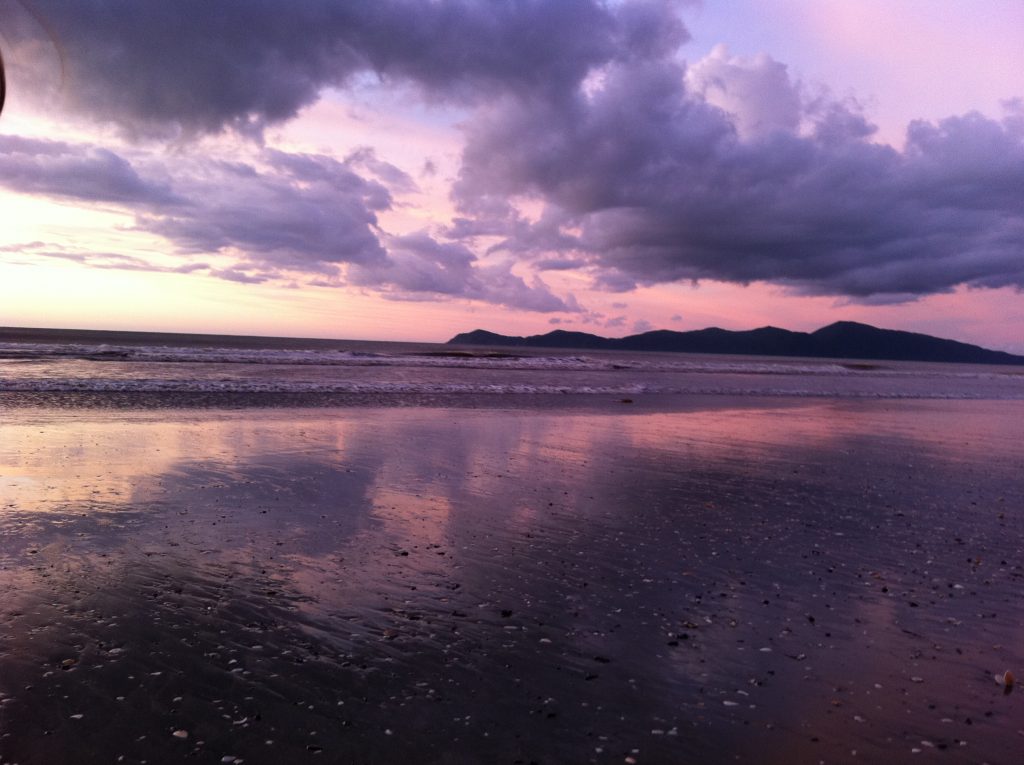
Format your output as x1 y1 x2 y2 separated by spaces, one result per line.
1 327 1023 403
3 329 1024 763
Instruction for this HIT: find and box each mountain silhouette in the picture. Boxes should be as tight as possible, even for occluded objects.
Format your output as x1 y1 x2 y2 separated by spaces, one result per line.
448 322 1024 365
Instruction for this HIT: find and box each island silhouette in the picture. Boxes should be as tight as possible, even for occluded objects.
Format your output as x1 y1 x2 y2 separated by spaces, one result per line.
449 321 1024 365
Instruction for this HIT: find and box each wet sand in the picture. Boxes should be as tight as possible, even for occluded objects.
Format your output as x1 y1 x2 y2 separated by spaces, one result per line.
1 398 1022 764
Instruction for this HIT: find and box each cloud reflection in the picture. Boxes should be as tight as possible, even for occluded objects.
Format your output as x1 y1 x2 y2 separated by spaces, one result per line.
0 403 1022 762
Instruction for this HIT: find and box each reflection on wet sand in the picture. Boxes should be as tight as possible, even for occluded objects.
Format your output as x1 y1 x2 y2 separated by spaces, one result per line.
1 400 1023 763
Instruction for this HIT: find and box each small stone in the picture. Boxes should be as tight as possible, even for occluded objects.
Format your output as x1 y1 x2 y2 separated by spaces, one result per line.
172 730 188 739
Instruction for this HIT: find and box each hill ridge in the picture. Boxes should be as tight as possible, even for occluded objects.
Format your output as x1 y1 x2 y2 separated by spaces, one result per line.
448 323 1024 365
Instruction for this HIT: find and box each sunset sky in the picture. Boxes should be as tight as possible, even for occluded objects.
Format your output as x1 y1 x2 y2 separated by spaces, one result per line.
1 0 1023 350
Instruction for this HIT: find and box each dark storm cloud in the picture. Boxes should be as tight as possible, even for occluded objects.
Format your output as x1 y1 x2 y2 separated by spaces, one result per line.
454 57 1024 300
24 0 684 138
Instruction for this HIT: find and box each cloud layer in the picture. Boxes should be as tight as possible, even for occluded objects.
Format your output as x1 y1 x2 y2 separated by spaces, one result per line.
0 136 574 311
5 1 1024 307
454 57 1024 301
24 0 682 138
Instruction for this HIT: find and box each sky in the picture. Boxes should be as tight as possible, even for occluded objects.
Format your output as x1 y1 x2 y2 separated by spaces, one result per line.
1 0 1023 350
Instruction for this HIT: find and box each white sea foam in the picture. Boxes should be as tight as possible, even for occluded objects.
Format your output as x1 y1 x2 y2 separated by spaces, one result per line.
2 338 1022 402
1 340 1007 377
0 377 1018 399
0 377 649 395
0 342 612 370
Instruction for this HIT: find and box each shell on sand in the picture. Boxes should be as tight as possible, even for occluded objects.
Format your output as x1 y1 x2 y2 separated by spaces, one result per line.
994 670 1015 687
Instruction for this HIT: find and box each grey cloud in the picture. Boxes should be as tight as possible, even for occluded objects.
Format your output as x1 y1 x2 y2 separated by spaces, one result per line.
0 135 180 204
0 136 389 272
475 263 582 313
1 131 581 311
11 0 1023 304
685 46 802 139
0 240 48 252
136 150 390 270
5 241 208 274
351 231 580 313
344 148 419 195
445 204 581 259
535 258 587 271
263 150 393 209
611 0 689 62
453 54 1024 301
592 267 638 293
23 0 684 138
209 268 271 285
807 97 878 146
351 232 477 296
47 251 157 271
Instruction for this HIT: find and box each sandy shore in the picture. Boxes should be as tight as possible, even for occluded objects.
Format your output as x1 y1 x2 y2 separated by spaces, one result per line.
1 398 1022 763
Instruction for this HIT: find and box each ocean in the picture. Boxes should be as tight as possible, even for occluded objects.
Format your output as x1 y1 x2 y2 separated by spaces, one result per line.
2 326 1023 405
2 327 1023 763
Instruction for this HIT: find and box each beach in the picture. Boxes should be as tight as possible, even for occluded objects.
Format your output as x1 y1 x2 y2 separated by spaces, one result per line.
1 396 1022 764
